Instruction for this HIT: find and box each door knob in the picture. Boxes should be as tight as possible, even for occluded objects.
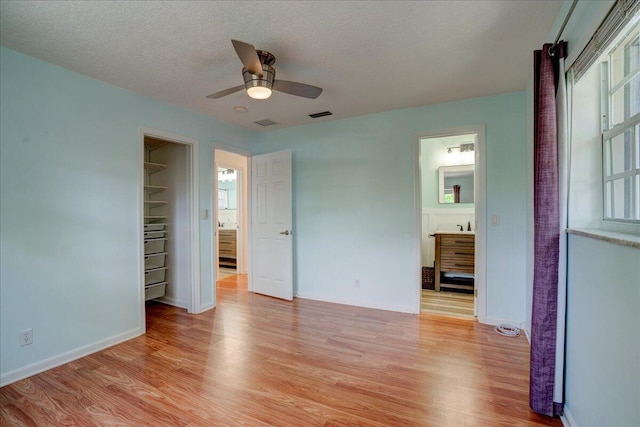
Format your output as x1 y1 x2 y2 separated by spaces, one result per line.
279 230 290 235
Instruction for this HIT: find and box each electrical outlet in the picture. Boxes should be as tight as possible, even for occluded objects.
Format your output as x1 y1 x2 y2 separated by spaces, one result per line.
354 279 360 288
20 328 33 346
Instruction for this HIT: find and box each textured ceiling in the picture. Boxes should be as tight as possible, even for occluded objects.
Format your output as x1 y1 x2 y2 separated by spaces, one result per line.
0 1 562 131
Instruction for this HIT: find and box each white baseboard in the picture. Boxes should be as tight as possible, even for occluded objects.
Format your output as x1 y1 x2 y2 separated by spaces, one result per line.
0 327 142 387
523 325 531 344
156 296 187 309
295 293 416 314
561 406 577 427
197 301 216 313
480 316 526 327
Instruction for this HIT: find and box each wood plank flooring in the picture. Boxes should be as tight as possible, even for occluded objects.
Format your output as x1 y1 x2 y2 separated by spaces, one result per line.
1 275 561 426
218 267 237 279
421 290 475 319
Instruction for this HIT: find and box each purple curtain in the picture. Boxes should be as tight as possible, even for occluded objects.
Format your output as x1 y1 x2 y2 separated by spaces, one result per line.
531 41 566 417
453 185 461 203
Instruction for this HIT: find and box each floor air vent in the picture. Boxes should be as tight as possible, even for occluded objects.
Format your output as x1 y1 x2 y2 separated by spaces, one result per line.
254 119 278 127
309 111 333 118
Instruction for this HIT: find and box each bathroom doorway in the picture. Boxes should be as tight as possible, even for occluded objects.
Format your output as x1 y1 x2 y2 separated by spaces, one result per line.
217 166 239 278
417 126 486 320
214 148 249 284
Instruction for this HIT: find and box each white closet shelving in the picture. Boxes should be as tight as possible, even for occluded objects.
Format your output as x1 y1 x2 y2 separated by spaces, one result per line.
143 141 169 301
144 161 167 173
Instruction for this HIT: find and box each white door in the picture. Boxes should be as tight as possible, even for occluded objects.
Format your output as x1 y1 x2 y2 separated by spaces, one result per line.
251 150 293 300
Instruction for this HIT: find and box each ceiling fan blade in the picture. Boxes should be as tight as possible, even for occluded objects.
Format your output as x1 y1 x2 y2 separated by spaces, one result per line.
273 80 323 99
231 39 263 77
206 85 245 99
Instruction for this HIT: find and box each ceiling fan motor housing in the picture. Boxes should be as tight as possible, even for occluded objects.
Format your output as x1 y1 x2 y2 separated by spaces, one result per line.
243 64 275 91
243 50 276 92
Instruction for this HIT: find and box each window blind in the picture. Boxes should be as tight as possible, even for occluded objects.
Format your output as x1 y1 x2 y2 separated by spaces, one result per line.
571 0 640 81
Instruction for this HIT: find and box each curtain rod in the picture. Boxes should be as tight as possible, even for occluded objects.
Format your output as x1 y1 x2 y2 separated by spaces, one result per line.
550 0 579 56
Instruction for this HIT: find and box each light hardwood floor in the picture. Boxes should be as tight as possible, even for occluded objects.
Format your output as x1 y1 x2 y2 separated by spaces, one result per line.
0 275 561 426
218 266 237 279
421 289 475 319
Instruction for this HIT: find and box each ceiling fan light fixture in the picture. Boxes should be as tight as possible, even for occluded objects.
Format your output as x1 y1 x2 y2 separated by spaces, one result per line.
247 86 272 99
243 63 275 100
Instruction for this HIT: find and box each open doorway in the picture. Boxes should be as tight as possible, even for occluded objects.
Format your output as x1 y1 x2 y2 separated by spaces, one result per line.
214 148 249 286
217 166 239 278
140 128 201 332
417 126 486 320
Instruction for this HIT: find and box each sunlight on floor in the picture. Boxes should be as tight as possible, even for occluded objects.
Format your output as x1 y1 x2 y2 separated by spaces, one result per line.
421 289 474 319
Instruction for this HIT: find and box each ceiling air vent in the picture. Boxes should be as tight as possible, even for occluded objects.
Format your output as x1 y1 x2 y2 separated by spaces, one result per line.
308 111 333 119
254 119 278 127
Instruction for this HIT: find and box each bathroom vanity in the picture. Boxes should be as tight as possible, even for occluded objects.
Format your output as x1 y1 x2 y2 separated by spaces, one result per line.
218 229 237 267
434 232 475 292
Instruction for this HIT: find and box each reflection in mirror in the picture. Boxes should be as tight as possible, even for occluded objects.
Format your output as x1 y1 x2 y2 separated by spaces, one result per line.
439 165 474 203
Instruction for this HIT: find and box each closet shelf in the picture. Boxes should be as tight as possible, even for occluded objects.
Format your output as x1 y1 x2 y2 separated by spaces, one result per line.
144 185 167 194
144 252 168 257
144 230 166 239
144 252 166 270
144 137 169 152
145 266 168 273
144 162 167 173
144 215 166 221
144 237 167 243
144 200 168 206
145 282 167 300
145 281 168 289
144 223 166 231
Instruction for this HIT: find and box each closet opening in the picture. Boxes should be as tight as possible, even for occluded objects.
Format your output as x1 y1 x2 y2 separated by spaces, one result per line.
140 129 200 331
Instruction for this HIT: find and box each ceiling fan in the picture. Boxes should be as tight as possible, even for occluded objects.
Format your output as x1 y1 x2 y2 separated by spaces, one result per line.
206 40 323 100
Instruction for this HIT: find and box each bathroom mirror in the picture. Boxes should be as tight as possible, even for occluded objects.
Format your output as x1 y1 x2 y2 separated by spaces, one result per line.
439 165 474 204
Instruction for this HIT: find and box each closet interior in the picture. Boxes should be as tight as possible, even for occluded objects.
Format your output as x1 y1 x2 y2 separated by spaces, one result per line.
143 137 191 308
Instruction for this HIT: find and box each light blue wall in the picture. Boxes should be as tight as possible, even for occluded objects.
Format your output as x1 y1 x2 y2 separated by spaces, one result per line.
0 47 255 381
218 180 237 209
254 91 527 320
565 236 639 427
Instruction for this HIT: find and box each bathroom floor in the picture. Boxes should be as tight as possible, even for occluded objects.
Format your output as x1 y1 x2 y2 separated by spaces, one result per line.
218 267 237 279
421 289 475 319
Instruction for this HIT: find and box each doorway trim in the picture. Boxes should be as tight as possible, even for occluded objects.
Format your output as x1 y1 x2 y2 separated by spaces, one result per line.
415 125 486 322
212 143 252 304
138 126 201 332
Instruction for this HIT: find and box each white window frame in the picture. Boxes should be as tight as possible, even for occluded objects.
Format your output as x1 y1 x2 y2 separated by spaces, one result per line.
600 21 640 225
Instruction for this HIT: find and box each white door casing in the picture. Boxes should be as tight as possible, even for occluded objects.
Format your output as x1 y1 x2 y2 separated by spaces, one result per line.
251 150 293 300
416 125 486 321
138 127 201 322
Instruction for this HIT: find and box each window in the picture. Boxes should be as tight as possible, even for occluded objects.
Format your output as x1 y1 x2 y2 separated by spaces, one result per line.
568 2 640 234
443 190 455 203
218 188 228 210
601 21 640 223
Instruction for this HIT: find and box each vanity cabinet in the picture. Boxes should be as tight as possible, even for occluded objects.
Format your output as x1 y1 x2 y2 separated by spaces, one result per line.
434 233 475 292
218 229 237 267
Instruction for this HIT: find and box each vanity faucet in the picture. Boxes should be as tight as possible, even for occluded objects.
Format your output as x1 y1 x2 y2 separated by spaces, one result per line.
457 224 464 231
